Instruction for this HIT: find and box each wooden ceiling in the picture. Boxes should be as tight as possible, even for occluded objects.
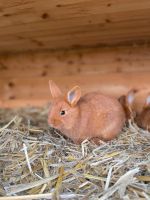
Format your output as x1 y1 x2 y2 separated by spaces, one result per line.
0 0 150 53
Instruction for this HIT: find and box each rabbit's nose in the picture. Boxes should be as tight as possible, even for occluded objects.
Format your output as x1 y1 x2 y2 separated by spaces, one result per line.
48 118 53 126
49 118 60 127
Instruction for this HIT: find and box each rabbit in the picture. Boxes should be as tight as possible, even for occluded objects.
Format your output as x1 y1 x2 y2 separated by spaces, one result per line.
135 94 150 131
48 80 125 144
118 89 137 122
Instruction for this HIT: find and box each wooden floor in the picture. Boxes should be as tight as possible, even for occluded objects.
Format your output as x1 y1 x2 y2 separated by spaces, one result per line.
0 45 150 109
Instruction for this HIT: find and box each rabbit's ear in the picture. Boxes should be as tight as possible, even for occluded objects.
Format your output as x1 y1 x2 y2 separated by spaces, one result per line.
145 93 150 106
49 80 62 98
126 89 135 106
67 86 81 106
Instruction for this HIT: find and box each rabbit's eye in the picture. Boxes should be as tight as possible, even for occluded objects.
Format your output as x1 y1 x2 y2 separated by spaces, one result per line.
60 110 65 116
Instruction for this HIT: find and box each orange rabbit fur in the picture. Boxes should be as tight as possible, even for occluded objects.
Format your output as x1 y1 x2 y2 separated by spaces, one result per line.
135 94 150 131
118 89 137 122
119 89 150 131
48 80 125 144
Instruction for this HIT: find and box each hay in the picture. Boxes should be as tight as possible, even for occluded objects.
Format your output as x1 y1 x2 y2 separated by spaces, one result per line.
0 106 150 200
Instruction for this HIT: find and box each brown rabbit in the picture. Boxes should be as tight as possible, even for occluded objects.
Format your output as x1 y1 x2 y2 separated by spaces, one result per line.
118 89 137 122
135 94 150 131
48 80 125 144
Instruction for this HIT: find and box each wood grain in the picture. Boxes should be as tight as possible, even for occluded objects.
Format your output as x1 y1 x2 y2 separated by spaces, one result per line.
0 72 150 109
0 46 150 78
0 0 150 52
0 46 150 108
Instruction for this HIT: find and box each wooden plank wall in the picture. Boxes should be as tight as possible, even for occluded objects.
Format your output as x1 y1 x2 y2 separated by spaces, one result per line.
0 46 150 109
0 0 150 53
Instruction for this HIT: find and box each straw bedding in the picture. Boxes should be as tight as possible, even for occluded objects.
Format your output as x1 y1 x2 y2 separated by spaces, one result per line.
0 106 149 200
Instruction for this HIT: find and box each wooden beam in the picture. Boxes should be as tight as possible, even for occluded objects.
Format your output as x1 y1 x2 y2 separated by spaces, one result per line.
0 46 150 79
0 0 150 52
0 72 150 110
0 46 149 108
